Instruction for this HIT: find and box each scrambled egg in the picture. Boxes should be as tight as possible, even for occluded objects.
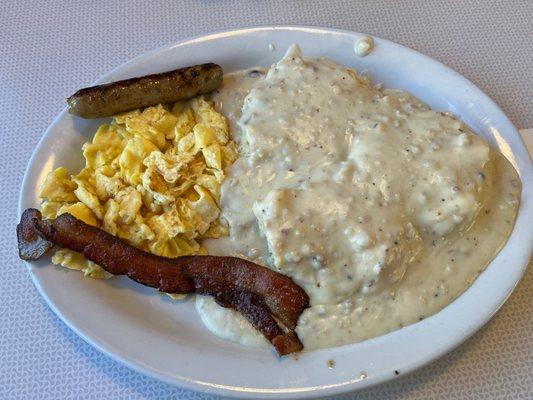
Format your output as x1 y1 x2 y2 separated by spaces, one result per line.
39 98 237 279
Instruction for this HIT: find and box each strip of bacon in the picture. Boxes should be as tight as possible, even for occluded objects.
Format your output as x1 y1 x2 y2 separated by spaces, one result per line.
17 208 309 355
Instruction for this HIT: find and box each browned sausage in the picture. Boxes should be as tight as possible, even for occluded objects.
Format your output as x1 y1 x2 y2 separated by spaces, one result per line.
66 63 223 118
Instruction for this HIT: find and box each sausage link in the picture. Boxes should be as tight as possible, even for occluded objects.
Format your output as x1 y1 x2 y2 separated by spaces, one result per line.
66 63 223 118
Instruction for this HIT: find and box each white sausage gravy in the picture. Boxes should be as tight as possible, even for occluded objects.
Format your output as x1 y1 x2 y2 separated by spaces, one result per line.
197 45 521 350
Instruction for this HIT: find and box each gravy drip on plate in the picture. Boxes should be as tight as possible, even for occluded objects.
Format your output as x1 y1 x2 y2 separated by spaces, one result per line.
198 46 521 350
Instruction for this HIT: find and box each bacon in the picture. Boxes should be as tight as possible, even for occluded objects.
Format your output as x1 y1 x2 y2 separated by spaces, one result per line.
17 208 53 260
17 209 309 355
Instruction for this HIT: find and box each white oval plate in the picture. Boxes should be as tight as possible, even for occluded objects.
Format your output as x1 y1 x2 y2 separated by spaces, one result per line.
19 27 533 399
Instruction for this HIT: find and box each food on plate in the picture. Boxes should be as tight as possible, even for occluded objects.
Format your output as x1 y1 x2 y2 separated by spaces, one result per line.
197 45 521 350
20 44 522 356
40 99 237 279
17 209 309 356
67 63 223 118
354 35 374 57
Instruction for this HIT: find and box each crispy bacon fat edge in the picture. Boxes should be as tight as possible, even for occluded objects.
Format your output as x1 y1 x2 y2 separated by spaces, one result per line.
17 209 309 356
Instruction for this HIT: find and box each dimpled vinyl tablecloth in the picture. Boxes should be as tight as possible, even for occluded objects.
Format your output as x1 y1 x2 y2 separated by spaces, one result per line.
1 1 532 399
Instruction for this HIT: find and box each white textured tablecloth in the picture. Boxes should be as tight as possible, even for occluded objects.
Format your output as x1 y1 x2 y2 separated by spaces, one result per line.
1 1 532 399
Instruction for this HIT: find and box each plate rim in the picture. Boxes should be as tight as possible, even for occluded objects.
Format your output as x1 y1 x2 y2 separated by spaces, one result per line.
18 25 533 399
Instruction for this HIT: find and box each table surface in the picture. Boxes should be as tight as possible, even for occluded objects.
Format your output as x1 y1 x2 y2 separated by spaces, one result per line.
1 1 532 399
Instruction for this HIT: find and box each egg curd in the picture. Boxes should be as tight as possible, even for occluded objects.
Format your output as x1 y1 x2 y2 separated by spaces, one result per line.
39 99 237 281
